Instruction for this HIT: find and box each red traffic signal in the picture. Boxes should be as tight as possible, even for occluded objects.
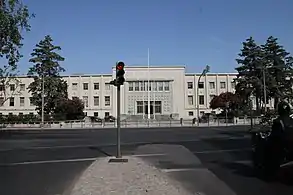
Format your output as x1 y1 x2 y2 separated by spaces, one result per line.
116 61 125 85
116 62 125 70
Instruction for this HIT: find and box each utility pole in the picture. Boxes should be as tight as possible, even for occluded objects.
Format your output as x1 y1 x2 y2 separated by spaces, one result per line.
116 84 121 158
263 68 267 113
41 74 45 128
109 61 128 163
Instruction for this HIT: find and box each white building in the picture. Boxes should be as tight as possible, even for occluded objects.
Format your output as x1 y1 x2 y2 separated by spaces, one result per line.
0 65 274 119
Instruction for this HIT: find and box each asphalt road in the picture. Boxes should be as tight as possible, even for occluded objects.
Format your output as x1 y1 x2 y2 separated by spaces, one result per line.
0 126 293 195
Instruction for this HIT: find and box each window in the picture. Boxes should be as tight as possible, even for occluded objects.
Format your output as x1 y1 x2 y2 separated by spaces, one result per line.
29 97 34 106
129 82 133 91
154 101 162 114
137 101 143 114
187 82 193 89
83 83 88 90
209 82 215 89
220 82 226 89
20 84 25 91
158 82 163 91
94 112 99 117
82 96 89 107
0 85 4 91
0 97 4 106
140 81 145 91
10 84 15 91
135 82 139 91
199 95 204 105
164 81 169 91
149 81 153 91
20 97 25 107
210 95 216 101
94 83 99 90
105 112 110 117
94 96 99 106
105 83 111 90
231 82 236 89
153 81 157 91
188 111 194 116
198 82 204 88
9 97 14 106
105 96 110 106
72 83 78 90
188 95 194 105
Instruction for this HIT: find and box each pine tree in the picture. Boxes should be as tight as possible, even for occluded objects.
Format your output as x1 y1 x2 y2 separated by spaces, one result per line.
235 37 264 113
261 36 293 108
27 35 67 118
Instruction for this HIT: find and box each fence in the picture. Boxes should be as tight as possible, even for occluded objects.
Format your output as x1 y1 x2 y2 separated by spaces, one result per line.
0 117 262 129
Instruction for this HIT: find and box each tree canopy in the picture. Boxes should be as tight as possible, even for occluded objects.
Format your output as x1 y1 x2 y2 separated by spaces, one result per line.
27 35 68 118
210 92 241 116
54 98 85 121
0 0 34 105
234 36 293 114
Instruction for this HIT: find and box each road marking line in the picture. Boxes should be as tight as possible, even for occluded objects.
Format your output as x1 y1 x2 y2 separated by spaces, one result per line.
0 135 250 152
193 148 251 154
132 153 167 157
161 168 200 173
0 157 97 166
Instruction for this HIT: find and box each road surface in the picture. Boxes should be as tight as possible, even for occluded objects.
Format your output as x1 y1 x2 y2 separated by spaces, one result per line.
0 126 292 195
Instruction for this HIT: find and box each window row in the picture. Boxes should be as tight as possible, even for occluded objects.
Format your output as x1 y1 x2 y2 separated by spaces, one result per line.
187 94 217 106
128 81 170 92
0 96 112 107
136 101 162 114
187 81 236 90
71 82 111 91
78 96 111 107
0 84 27 92
0 97 35 107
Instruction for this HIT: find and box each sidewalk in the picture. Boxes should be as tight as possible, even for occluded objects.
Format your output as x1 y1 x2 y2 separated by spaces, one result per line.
68 156 194 195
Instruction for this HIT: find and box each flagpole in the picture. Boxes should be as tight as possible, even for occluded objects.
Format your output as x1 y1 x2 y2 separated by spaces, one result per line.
147 48 150 120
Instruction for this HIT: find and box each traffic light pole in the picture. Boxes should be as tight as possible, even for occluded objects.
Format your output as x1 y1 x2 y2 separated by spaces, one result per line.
109 61 128 163
116 85 121 158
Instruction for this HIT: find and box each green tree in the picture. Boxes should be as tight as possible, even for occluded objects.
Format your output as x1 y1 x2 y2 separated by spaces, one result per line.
234 37 265 113
27 35 67 118
54 98 84 121
261 36 293 108
0 0 34 105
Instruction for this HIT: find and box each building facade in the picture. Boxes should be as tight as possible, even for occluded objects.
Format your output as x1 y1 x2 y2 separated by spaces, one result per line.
0 66 274 119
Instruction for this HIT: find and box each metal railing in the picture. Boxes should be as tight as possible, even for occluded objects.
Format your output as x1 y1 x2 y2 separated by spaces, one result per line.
0 117 262 129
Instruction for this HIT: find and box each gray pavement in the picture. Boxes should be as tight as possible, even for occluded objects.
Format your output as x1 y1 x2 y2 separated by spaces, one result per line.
0 126 292 195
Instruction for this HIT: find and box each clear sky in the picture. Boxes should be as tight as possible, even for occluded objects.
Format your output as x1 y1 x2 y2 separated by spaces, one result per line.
18 0 293 74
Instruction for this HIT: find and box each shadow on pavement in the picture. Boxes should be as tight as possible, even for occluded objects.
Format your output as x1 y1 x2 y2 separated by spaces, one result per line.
219 161 293 186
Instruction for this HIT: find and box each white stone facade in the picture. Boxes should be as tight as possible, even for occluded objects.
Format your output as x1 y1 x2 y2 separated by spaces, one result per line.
0 66 274 119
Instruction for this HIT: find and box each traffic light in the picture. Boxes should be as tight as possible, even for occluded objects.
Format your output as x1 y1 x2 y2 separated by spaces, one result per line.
116 61 125 85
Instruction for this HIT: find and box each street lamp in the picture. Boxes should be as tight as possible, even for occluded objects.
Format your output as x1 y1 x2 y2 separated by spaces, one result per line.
197 65 210 126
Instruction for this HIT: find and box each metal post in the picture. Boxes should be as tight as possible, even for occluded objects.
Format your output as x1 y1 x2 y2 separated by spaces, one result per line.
116 85 121 158
225 103 228 126
250 98 253 129
263 68 267 113
41 74 45 128
197 83 200 126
